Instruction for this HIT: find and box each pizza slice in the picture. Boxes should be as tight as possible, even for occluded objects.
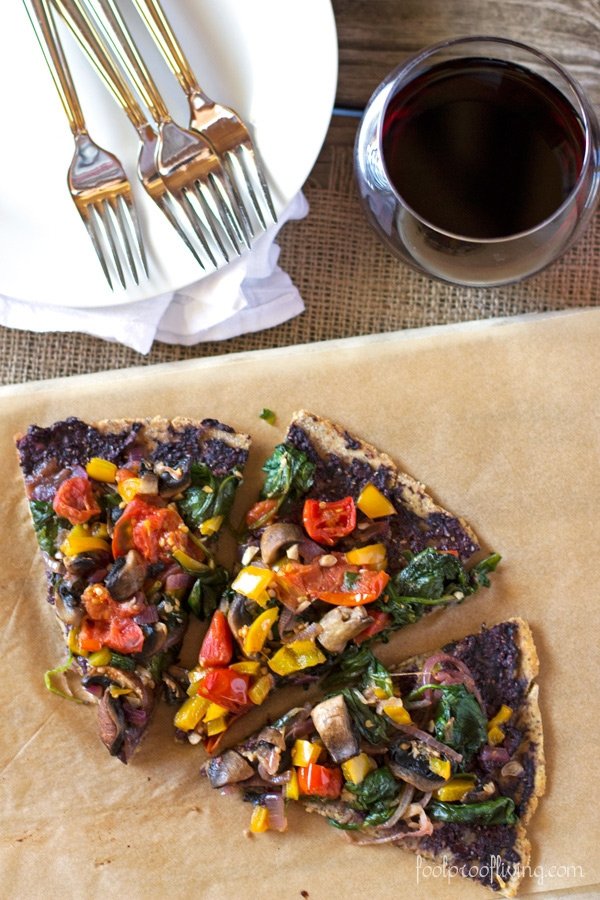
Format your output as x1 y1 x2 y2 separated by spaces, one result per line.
202 618 545 898
16 415 250 762
174 410 499 747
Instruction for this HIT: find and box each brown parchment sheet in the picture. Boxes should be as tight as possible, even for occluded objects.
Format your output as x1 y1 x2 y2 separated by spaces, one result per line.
1 309 598 900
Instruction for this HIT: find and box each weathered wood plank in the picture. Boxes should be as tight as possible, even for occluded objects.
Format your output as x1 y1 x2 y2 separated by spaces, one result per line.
333 0 600 108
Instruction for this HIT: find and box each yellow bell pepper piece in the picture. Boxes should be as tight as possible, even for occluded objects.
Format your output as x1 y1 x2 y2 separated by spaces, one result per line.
248 674 273 706
186 666 207 696
268 640 326 677
60 525 110 557
291 739 322 767
285 769 299 801
342 753 377 785
249 805 270 833
488 704 513 730
232 565 275 602
68 626 87 657
345 543 388 569
206 716 229 736
434 775 476 802
174 695 210 731
380 698 412 724
117 477 143 502
109 685 132 698
88 648 112 667
85 457 117 483
90 522 109 539
204 702 229 722
356 484 396 519
243 607 279 655
199 515 224 536
487 725 506 746
429 757 452 780
230 661 262 675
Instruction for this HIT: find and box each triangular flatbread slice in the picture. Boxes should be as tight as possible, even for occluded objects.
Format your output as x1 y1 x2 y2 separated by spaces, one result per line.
202 618 545 898
175 410 499 749
16 415 250 762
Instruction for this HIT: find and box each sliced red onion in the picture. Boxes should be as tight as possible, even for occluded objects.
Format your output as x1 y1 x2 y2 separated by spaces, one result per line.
165 572 193 593
83 683 104 698
378 784 415 830
391 723 463 763
422 652 485 710
297 539 325 562
71 465 88 479
258 762 292 785
264 792 288 832
124 705 148 727
479 745 511 769
282 621 323 645
278 607 298 636
159 563 182 585
134 605 160 625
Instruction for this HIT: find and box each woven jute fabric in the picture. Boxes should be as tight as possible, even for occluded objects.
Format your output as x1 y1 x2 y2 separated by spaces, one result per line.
1 137 598 385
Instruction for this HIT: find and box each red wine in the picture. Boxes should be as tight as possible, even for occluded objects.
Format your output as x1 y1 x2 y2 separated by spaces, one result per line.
382 58 586 238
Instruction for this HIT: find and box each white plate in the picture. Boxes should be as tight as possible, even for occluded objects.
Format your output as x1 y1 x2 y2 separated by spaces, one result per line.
0 0 337 308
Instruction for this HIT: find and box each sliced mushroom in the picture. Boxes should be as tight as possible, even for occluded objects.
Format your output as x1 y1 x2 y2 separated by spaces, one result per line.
310 694 359 763
226 592 254 646
206 750 254 788
53 584 83 627
105 550 147 601
260 523 304 566
154 461 192 498
93 666 150 707
317 606 373 654
388 739 448 792
136 473 159 495
97 691 126 758
64 551 109 578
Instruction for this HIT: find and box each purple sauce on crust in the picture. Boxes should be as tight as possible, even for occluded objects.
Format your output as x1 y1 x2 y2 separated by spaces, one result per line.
285 425 479 566
16 417 142 477
417 823 522 891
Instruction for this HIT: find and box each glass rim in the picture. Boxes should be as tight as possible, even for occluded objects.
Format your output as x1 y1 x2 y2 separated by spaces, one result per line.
377 34 599 245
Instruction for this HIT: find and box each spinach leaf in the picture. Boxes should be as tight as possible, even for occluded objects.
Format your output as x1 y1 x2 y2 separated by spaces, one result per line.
260 443 315 501
345 766 400 820
433 683 487 765
373 549 501 636
30 500 67 555
186 567 230 620
324 646 392 698
179 463 240 529
341 688 390 744
429 797 517 826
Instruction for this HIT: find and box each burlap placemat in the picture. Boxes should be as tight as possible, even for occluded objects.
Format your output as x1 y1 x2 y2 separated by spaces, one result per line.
1 134 598 385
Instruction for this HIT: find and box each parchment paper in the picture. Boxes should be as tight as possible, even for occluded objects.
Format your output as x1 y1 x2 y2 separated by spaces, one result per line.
1 310 598 900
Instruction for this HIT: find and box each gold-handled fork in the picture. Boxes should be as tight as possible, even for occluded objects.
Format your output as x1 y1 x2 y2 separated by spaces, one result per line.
81 0 251 263
131 0 278 234
54 0 216 270
23 0 147 289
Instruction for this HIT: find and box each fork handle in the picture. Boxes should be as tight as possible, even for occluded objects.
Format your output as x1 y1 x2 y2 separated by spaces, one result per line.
53 0 147 131
23 0 87 136
81 0 171 124
131 0 203 99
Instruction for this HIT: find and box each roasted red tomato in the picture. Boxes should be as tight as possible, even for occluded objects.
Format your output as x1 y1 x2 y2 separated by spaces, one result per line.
112 497 163 558
79 616 145 654
199 611 234 667
132 506 190 564
302 497 356 546
53 476 101 525
277 555 389 607
196 668 251 712
353 609 392 644
297 763 343 799
245 498 279 529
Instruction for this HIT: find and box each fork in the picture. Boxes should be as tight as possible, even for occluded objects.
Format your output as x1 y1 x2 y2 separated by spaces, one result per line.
23 0 147 290
82 0 251 263
54 0 216 270
131 0 278 234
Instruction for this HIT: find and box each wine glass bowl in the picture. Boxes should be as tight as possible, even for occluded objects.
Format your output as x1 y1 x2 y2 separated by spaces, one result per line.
354 36 600 287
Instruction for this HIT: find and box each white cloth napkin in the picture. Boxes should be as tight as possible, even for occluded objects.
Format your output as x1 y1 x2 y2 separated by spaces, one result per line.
0 193 308 355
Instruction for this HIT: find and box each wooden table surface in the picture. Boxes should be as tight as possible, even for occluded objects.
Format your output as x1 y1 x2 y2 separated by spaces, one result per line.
1 0 599 383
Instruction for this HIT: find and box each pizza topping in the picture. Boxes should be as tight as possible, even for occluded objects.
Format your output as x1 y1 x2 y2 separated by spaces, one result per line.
53 475 101 525
259 523 304 566
317 606 373 654
302 497 357 546
297 763 343 799
356 484 396 519
311 695 360 763
199 611 234 667
104 549 147 601
206 750 254 788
